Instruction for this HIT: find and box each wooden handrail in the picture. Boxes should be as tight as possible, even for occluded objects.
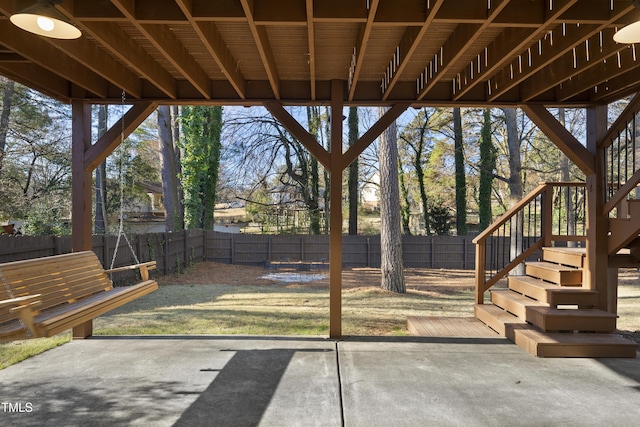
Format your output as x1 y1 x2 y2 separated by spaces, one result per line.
473 183 547 245
603 169 640 215
598 92 640 150
473 182 585 245
474 182 586 304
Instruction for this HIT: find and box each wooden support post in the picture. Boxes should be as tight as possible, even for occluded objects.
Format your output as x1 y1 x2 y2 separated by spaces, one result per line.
585 105 609 312
475 243 485 304
542 186 554 248
607 268 619 315
262 86 408 338
72 319 93 339
329 79 344 339
71 101 93 252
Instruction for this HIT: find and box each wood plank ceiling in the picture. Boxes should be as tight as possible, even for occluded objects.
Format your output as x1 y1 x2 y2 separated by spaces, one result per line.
0 0 639 106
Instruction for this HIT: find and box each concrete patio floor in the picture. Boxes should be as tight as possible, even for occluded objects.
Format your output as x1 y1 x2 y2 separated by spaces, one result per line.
0 336 639 426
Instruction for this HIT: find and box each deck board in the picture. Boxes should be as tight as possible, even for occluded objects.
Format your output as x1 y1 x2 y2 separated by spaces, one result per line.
407 316 501 338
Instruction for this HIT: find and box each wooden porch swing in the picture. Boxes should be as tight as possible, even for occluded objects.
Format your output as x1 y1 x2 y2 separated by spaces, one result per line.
0 97 158 342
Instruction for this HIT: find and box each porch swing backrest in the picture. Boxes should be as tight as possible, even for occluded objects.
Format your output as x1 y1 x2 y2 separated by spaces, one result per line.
0 251 157 341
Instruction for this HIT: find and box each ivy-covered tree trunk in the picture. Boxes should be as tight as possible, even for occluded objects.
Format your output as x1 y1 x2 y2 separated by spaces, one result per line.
348 106 359 235
378 107 405 293
478 108 495 232
181 106 223 229
158 105 183 231
94 105 108 234
0 79 14 175
399 158 411 235
453 107 467 236
415 155 430 236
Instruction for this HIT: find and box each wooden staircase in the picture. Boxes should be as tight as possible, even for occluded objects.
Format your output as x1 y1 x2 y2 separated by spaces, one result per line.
475 247 637 358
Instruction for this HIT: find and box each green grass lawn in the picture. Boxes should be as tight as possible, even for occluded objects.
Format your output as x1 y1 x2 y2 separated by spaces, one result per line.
92 283 475 336
2 268 639 370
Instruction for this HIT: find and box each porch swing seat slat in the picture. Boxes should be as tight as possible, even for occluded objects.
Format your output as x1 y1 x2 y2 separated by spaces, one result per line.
0 251 157 341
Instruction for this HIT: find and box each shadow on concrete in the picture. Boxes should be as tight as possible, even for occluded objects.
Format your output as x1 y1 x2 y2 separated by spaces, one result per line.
0 378 188 426
597 351 640 386
173 348 332 427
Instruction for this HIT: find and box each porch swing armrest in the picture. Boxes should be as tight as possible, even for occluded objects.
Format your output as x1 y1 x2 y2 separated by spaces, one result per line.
105 261 157 281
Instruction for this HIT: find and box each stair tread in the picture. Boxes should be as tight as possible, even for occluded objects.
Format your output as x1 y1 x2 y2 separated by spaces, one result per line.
491 289 548 306
474 304 528 336
475 304 526 323
526 261 580 273
509 276 596 294
542 247 586 256
542 247 586 268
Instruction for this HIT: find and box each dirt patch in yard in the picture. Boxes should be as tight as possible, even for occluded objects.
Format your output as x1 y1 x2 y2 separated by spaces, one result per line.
158 262 476 292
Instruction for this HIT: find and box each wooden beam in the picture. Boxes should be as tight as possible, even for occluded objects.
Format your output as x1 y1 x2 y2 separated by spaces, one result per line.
47 36 142 99
0 63 69 101
329 79 344 339
174 0 246 99
347 0 379 101
381 0 444 100
488 4 634 101
305 0 316 100
454 0 578 101
418 0 510 101
78 21 178 99
340 102 410 170
0 21 108 98
67 0 627 26
241 0 281 99
84 102 158 171
110 0 211 99
556 45 640 102
521 28 622 102
71 101 93 252
521 104 595 175
263 101 331 169
591 71 640 104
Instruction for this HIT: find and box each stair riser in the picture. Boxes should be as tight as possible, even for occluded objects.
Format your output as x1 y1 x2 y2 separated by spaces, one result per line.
609 217 640 255
542 249 584 268
534 346 637 358
491 291 540 318
525 264 582 286
474 305 507 335
525 307 616 332
511 328 637 358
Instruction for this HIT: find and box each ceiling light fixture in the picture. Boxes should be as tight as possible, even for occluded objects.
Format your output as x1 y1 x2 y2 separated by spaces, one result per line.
614 0 640 44
10 0 81 40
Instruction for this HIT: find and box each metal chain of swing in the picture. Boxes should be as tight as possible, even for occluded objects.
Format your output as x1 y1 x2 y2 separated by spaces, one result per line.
110 90 140 270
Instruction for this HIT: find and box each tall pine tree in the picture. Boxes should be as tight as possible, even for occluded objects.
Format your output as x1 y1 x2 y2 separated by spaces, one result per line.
453 107 467 235
478 108 495 231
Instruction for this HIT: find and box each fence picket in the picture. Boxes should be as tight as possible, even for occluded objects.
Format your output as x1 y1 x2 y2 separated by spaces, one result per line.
0 232 479 278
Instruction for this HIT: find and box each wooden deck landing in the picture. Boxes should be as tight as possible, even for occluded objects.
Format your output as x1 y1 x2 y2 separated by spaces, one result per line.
407 316 502 338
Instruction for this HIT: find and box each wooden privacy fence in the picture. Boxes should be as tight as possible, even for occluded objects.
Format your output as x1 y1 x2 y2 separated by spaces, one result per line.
0 232 479 279
206 233 477 268
0 230 207 283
